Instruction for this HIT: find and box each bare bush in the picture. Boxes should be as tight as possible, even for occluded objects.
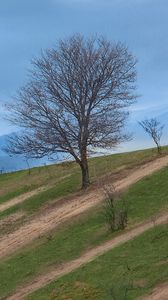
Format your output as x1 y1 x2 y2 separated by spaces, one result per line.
102 184 128 231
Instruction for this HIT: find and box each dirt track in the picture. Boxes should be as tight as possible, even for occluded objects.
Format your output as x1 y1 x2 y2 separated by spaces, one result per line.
0 155 168 260
142 283 168 299
0 175 71 213
0 186 49 213
6 213 168 300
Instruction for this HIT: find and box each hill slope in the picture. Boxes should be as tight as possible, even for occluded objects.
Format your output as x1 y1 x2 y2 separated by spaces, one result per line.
0 147 168 300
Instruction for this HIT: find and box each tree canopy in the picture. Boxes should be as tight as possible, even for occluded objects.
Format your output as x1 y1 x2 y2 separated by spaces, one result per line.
6 35 137 188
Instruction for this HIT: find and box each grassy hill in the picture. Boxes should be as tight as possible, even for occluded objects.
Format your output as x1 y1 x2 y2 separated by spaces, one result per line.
1 146 168 205
0 146 168 299
28 223 168 300
0 146 167 225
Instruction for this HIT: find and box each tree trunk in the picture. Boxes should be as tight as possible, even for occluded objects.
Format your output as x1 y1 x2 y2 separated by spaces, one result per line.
156 142 161 154
80 156 90 189
81 162 90 189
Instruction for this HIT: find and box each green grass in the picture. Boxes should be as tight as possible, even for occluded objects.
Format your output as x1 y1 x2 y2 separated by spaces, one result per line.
122 166 168 224
0 185 36 205
0 172 81 219
27 224 168 300
1 146 168 220
1 165 168 299
0 146 167 201
0 161 78 204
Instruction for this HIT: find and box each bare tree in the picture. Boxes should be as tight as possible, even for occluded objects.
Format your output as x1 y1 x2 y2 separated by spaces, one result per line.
6 35 137 189
139 118 164 154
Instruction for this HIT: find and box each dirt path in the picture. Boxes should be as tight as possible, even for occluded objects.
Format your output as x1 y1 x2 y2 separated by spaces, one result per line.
0 186 48 212
6 213 168 300
0 175 71 214
142 283 168 299
0 155 168 260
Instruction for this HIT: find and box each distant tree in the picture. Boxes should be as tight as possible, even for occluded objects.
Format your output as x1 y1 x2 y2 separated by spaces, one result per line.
6 35 137 189
139 118 164 154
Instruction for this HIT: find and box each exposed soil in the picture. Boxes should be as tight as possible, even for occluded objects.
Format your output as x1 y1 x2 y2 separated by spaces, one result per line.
142 282 168 299
0 212 26 237
6 213 168 300
0 212 25 228
0 155 168 260
0 186 49 212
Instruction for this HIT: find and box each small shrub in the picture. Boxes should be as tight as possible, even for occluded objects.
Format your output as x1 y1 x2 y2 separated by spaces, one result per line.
103 184 128 232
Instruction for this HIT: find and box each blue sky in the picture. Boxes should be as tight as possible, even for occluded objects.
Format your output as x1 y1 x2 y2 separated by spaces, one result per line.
0 0 168 144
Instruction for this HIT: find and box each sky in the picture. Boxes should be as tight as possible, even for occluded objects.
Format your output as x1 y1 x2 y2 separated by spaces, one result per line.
0 0 168 147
